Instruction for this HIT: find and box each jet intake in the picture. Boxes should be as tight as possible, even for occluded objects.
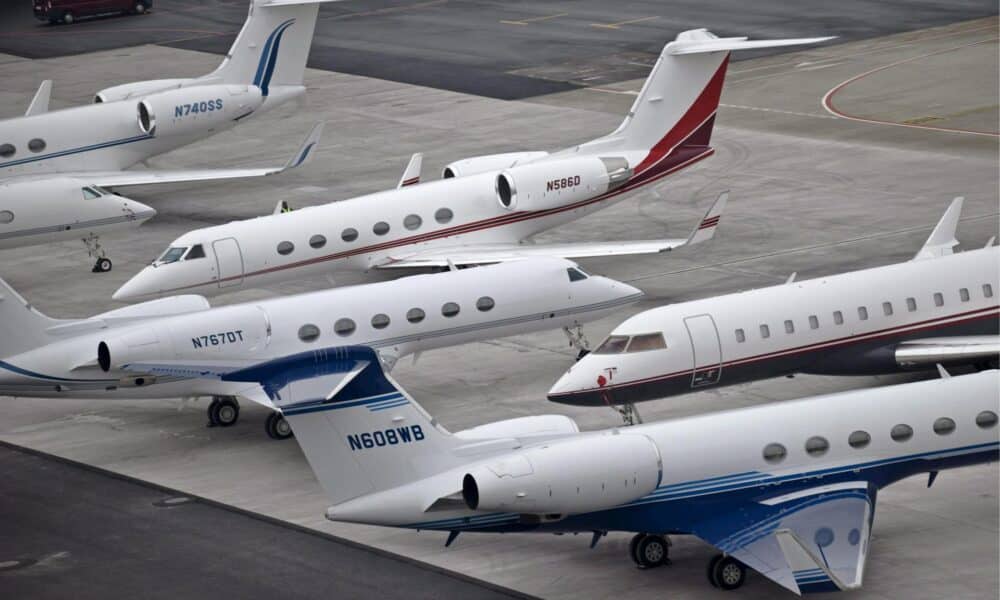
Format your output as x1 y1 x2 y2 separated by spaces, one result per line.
136 85 264 137
461 433 661 514
98 328 166 372
495 156 632 212
442 152 549 179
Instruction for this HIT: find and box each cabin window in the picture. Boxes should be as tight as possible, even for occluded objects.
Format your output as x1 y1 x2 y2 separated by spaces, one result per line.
158 246 187 264
933 292 944 307
341 228 358 242
309 234 327 249
441 302 460 318
334 318 356 336
890 424 913 442
567 268 588 282
759 324 770 339
403 214 422 230
762 443 787 464
185 244 206 260
804 436 829 457
976 411 998 429
476 296 495 312
406 308 425 323
833 311 844 325
0 210 13 224
435 208 453 224
0 143 14 158
959 288 970 302
27 138 46 153
808 315 819 329
784 320 794 334
626 333 666 353
933 417 956 435
848 430 870 449
984 284 994 298
277 241 294 255
906 297 917 311
735 328 746 343
882 302 893 316
371 314 390 329
298 324 320 343
857 306 869 321
594 335 630 355
373 221 390 236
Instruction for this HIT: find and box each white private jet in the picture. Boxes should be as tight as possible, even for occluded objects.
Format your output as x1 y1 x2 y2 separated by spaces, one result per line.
549 198 999 410
0 258 640 438
113 28 834 300
181 344 998 594
0 0 336 272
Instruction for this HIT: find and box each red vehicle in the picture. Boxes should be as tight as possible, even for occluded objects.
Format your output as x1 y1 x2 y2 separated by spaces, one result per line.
33 0 151 24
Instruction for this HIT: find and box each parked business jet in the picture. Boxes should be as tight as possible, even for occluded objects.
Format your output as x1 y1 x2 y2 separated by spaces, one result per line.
191 344 998 594
548 198 999 409
0 258 640 438
0 0 335 271
113 28 834 300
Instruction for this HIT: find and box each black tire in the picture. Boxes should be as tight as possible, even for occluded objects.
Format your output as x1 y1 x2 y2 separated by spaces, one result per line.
628 533 647 566
209 397 240 427
95 257 112 272
706 554 722 588
134 3 147 14
62 12 74 24
711 556 746 591
635 535 669 569
265 412 294 440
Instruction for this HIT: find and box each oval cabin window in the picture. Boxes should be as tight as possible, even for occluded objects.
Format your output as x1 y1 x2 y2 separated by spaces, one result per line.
403 214 422 230
434 208 453 224
762 443 787 464
371 314 390 329
334 318 356 337
309 234 327 249
277 241 294 255
341 228 359 242
27 138 46 153
298 324 320 343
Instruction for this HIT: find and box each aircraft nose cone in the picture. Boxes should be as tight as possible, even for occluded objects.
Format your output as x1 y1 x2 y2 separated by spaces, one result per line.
113 269 153 301
120 196 157 224
547 361 608 406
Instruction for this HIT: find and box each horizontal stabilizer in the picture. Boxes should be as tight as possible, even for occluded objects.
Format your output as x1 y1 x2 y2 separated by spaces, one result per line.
667 33 836 56
914 197 963 260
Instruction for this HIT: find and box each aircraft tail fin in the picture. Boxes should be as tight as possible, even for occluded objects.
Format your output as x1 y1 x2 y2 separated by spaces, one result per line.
208 0 340 96
591 30 832 178
914 197 963 260
223 346 463 505
0 276 59 357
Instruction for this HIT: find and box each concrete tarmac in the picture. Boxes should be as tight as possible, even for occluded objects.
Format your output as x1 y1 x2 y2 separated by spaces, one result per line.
0 8 997 600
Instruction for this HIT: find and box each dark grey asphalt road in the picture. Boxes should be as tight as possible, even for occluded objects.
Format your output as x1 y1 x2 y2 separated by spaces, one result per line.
0 442 533 600
0 0 996 98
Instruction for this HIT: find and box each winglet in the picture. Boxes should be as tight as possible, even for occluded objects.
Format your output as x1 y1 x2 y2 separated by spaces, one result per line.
914 197 963 261
685 191 728 245
280 122 325 172
26 80 52 117
775 529 857 593
397 153 423 188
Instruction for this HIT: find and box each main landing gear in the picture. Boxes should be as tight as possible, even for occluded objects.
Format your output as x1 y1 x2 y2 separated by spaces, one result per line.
265 412 294 440
207 396 240 427
707 554 747 590
83 233 112 272
562 323 591 361
629 533 671 569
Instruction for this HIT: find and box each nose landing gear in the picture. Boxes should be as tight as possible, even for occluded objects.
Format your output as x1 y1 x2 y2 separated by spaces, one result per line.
83 234 113 272
562 323 591 361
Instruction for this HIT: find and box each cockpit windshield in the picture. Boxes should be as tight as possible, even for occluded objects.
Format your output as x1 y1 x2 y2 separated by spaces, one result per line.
158 246 188 264
567 267 589 282
593 332 667 354
81 186 102 200
185 244 206 260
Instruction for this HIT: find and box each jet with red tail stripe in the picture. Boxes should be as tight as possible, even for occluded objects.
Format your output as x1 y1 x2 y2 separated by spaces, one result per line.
114 30 831 301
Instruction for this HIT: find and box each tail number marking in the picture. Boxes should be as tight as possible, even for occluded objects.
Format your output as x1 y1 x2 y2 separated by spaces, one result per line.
546 175 581 192
192 330 244 348
174 99 224 117
348 425 424 451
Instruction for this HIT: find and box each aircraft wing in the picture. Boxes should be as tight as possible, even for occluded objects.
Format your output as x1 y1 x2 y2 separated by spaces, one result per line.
692 481 875 595
894 335 1000 367
377 192 726 269
64 122 323 189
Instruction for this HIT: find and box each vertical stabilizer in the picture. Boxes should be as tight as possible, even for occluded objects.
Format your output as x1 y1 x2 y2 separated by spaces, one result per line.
914 197 963 260
0 277 59 358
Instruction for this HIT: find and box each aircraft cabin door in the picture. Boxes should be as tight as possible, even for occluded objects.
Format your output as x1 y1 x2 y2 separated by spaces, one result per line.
683 314 722 388
212 238 245 289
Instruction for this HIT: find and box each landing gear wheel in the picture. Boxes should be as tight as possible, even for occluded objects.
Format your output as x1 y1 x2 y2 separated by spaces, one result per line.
62 11 74 24
628 533 647 566
634 534 670 569
92 257 112 273
207 396 240 427
134 2 147 14
265 412 294 440
708 555 746 591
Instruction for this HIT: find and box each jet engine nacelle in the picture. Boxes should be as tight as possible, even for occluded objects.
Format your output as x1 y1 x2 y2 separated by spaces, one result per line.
495 156 631 212
94 78 195 103
442 152 549 179
97 305 270 372
461 433 661 515
136 85 264 137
